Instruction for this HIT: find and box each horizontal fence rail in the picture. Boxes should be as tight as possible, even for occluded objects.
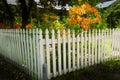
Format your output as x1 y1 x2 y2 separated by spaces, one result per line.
0 29 120 80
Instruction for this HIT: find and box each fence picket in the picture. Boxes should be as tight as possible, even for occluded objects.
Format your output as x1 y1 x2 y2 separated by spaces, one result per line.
57 30 62 75
20 29 25 68
84 30 87 67
45 29 51 79
0 29 120 80
72 30 75 70
52 30 57 77
95 29 98 64
23 29 28 71
26 29 30 74
92 30 94 65
33 29 37 77
88 30 91 66
16 30 20 65
117 29 119 58
35 29 39 79
17 30 21 66
77 32 80 69
104 30 107 61
101 29 103 62
98 29 101 63
81 30 84 68
68 29 71 72
111 29 114 59
118 30 120 57
63 30 67 73
29 29 34 75
39 29 44 79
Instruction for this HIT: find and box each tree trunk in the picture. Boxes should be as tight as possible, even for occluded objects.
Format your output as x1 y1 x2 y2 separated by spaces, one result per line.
19 0 35 29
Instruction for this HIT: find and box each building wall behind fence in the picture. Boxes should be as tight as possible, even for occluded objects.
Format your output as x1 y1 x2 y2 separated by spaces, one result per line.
0 29 120 80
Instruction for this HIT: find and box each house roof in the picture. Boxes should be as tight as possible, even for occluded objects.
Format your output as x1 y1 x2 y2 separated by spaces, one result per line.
96 0 117 8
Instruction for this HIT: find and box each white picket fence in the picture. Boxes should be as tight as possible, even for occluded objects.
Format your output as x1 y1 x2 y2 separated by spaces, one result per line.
0 29 120 80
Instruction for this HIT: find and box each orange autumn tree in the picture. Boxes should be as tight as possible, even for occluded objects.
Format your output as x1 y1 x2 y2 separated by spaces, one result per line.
68 3 101 29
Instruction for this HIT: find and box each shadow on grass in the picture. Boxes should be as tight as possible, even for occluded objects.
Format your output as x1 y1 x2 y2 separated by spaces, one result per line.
52 58 120 80
0 56 35 80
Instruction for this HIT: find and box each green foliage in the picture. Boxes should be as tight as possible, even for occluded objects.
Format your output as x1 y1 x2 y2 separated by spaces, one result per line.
96 19 108 29
105 0 120 28
0 0 14 27
0 0 104 29
101 58 120 73
115 19 120 28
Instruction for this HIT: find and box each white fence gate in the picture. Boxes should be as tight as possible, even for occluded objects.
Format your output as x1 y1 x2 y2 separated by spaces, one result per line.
0 29 120 80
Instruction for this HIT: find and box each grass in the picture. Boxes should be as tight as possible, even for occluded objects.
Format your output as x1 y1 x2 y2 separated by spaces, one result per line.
52 58 120 80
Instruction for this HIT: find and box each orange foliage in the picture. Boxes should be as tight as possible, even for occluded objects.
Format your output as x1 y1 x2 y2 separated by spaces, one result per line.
26 24 32 29
68 3 101 29
77 16 82 22
50 15 57 19
68 18 77 25
59 26 65 30
0 23 4 28
81 21 89 29
42 17 48 22
13 24 19 29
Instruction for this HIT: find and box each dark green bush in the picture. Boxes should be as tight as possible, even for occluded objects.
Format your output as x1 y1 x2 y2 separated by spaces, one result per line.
105 0 120 28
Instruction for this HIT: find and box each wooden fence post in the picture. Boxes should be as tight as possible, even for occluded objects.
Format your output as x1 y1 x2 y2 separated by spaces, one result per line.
43 64 48 80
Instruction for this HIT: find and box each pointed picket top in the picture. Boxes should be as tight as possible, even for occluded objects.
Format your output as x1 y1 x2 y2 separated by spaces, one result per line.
57 29 60 36
72 29 75 40
57 29 61 39
45 29 49 35
62 29 65 38
68 29 70 34
72 29 75 35
39 29 43 39
52 29 55 35
51 29 55 40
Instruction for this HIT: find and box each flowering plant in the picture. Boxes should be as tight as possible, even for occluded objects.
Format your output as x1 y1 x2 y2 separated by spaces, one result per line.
0 3 101 30
68 3 101 29
0 23 9 29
